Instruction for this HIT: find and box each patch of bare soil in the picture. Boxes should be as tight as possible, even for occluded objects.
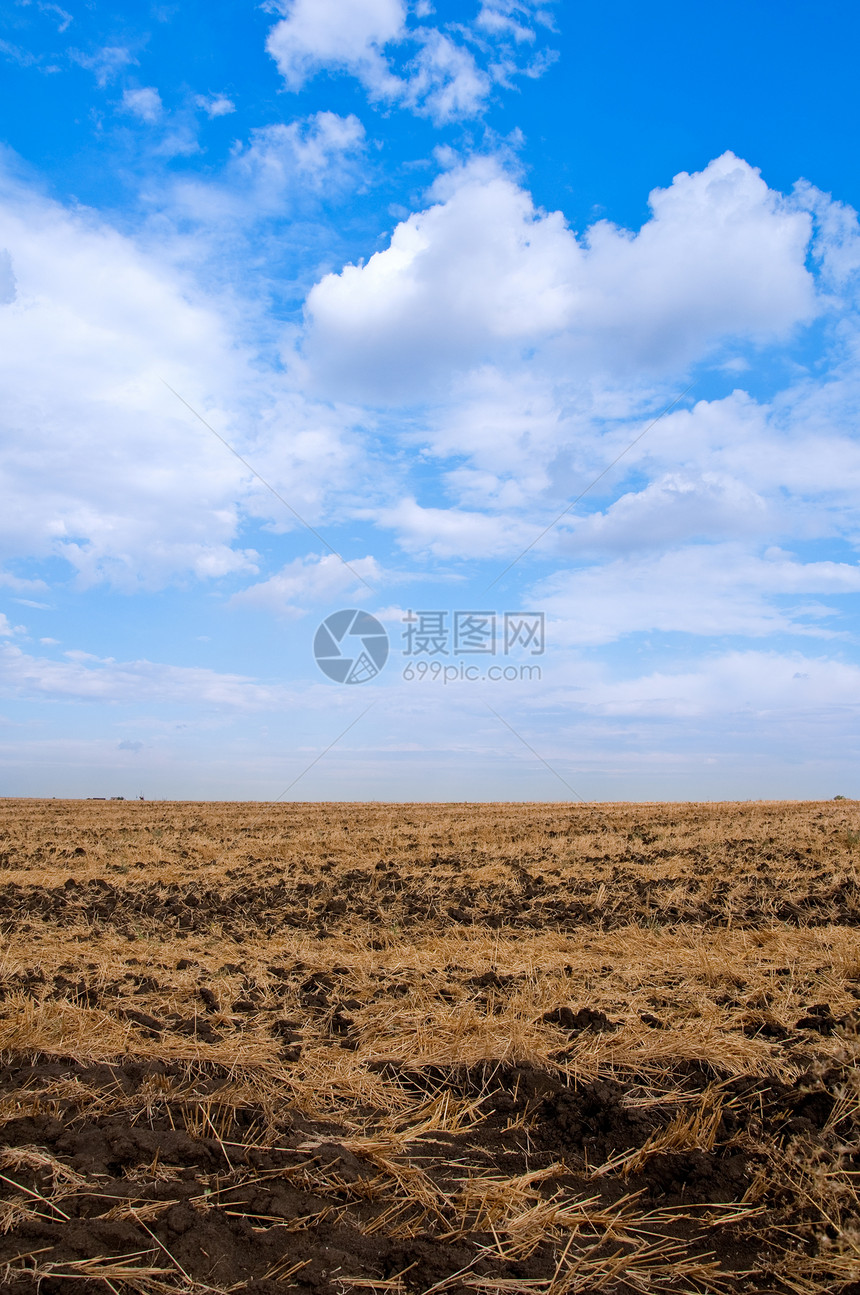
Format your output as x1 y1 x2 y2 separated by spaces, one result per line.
2 1052 855 1294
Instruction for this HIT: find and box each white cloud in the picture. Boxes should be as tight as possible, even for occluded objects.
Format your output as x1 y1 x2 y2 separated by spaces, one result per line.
403 30 489 121
477 2 540 42
121 86 163 123
0 642 287 709
0 248 16 304
304 153 818 402
196 93 236 118
559 472 772 553
0 173 250 586
638 389 860 522
538 545 860 645
70 44 135 86
291 144 860 575
573 650 860 720
267 0 406 96
0 162 367 589
377 497 538 558
0 40 39 70
403 373 860 606
154 125 201 159
232 552 381 616
0 572 48 593
235 112 365 194
172 111 366 225
419 365 579 507
794 179 860 291
305 157 574 399
266 0 553 122
0 614 12 636
40 4 72 33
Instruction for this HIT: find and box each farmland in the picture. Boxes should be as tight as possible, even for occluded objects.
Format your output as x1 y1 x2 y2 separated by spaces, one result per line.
0 798 858 1294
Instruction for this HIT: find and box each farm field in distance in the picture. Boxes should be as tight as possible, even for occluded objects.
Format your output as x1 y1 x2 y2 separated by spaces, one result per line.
0 798 858 1295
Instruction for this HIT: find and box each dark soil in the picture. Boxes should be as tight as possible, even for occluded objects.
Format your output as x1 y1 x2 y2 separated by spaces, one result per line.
1 798 860 938
1 1053 855 1294
2 853 860 937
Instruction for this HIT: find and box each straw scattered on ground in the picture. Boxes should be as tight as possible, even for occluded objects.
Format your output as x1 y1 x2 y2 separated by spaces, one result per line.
0 798 858 1294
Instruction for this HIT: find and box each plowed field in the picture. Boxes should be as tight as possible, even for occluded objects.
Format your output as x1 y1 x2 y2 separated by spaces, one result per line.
0 798 858 1294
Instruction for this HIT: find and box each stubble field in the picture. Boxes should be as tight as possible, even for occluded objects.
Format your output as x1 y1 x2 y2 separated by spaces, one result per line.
0 797 858 1295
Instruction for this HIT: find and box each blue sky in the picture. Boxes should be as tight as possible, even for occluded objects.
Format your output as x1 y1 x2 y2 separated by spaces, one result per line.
1 0 859 801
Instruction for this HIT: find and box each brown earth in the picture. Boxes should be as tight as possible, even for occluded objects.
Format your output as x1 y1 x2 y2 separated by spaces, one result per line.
0 798 858 1293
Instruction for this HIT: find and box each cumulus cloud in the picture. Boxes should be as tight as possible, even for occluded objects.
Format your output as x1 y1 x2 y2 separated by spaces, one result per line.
292 153 860 589
0 161 367 590
0 173 250 585
266 0 554 122
630 389 860 534
267 0 405 94
2 129 857 713
403 30 490 121
558 473 772 553
304 153 818 402
377 497 539 558
234 112 365 194
794 179 860 291
232 553 381 616
121 86 163 123
196 92 236 118
172 111 366 226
